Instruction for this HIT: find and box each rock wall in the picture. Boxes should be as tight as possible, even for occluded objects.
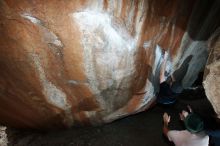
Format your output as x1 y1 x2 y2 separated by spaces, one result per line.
0 0 219 129
204 28 220 118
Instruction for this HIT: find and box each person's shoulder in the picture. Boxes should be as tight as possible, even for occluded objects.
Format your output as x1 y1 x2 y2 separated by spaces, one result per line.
167 130 189 137
167 130 189 142
168 130 188 134
197 132 209 140
196 132 209 144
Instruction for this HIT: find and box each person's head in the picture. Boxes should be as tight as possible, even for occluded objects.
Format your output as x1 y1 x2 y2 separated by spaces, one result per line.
184 113 204 133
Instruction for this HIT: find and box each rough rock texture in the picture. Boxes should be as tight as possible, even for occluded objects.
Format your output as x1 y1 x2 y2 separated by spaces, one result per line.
204 28 220 118
0 126 7 146
0 0 219 129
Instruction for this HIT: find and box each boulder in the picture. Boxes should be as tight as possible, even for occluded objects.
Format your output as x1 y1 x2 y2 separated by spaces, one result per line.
204 28 220 118
0 0 219 128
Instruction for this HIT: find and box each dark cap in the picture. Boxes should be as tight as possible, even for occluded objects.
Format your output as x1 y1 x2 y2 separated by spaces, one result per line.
184 113 204 133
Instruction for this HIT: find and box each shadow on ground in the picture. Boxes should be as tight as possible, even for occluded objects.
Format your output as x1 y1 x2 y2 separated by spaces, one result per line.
5 87 216 146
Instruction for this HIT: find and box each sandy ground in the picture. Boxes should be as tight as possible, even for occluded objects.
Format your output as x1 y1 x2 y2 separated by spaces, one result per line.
0 87 216 146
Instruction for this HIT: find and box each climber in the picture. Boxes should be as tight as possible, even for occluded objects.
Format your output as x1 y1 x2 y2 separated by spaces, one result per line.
157 75 182 105
162 105 209 146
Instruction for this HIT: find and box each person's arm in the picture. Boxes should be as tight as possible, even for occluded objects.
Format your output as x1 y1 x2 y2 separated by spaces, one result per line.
179 110 189 121
163 121 169 136
187 105 193 113
163 113 171 137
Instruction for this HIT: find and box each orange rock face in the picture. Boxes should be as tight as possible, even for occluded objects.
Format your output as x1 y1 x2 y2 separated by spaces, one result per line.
0 0 219 129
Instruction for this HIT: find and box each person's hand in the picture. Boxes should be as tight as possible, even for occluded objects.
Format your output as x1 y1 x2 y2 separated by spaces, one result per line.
180 110 189 120
163 113 171 125
187 105 193 113
179 113 184 121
